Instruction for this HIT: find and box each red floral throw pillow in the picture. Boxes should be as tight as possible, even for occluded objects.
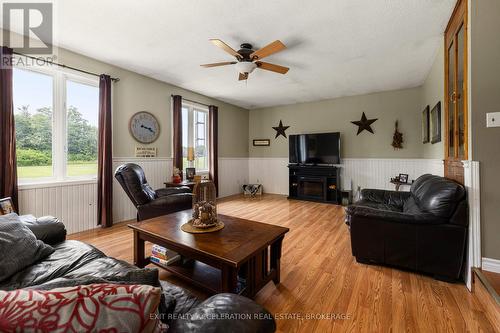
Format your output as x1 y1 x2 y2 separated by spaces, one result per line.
0 283 162 332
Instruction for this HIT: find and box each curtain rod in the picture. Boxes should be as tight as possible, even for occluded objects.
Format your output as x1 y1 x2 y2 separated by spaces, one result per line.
13 51 120 82
172 95 211 108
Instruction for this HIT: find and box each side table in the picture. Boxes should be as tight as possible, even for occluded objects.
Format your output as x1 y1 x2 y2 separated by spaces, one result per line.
390 180 413 191
164 179 210 191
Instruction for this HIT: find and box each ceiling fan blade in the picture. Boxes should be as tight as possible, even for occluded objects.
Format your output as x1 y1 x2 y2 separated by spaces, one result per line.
209 39 241 59
238 72 248 81
200 61 237 68
250 40 286 60
256 61 289 74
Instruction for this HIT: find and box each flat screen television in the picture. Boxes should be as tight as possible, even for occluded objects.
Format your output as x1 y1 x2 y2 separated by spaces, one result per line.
289 132 341 165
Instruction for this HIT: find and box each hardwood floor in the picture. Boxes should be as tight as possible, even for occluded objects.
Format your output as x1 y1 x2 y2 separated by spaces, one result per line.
69 194 498 332
481 270 500 295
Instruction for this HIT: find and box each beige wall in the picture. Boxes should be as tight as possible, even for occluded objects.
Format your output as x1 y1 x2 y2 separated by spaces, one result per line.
58 49 249 158
470 0 500 260
420 43 445 159
249 87 432 159
3 30 249 158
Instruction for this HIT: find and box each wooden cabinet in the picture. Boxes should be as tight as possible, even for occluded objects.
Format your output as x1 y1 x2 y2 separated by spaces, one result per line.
444 0 468 184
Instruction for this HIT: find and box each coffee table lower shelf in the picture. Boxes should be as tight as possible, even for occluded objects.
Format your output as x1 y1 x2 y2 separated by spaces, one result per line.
149 258 247 295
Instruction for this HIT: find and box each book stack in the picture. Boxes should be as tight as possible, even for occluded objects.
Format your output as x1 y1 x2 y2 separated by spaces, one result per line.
150 244 181 266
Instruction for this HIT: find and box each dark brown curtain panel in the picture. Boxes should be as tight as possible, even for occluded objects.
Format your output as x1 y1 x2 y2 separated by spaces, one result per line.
208 105 219 195
172 95 183 175
97 74 113 227
0 46 18 210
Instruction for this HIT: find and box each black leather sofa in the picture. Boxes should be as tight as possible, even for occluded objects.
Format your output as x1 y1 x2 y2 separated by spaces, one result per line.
346 174 468 281
115 163 193 221
0 215 276 332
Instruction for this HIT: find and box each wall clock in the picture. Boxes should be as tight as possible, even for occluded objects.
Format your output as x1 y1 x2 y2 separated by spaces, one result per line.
129 111 160 143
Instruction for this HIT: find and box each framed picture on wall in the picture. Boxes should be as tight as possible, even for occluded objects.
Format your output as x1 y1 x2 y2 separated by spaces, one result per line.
430 101 442 144
422 105 430 143
253 139 270 146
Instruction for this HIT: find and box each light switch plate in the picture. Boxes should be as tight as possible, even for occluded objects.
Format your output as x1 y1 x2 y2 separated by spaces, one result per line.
486 112 500 127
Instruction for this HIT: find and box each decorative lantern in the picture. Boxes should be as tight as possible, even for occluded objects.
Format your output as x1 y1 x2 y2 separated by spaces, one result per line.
191 181 218 228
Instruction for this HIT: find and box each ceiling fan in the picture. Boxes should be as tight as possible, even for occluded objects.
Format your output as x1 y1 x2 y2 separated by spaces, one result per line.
201 39 289 81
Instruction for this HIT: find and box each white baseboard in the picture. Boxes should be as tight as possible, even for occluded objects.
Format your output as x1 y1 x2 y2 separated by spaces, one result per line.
482 258 500 273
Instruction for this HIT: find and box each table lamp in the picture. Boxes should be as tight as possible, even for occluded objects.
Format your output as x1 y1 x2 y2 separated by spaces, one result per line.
187 147 195 166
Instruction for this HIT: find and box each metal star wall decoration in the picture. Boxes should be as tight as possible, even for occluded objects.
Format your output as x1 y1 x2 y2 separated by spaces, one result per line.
272 120 290 138
351 112 378 135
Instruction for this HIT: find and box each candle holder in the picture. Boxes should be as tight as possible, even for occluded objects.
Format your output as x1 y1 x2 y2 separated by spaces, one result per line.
181 181 224 233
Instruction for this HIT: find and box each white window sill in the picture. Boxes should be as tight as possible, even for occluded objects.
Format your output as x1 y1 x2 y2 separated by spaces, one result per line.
18 178 97 190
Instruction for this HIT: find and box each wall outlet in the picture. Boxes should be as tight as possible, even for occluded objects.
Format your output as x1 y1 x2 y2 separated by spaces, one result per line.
486 112 500 127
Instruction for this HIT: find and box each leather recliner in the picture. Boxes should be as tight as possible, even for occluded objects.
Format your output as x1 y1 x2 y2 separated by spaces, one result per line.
114 163 193 221
345 174 468 281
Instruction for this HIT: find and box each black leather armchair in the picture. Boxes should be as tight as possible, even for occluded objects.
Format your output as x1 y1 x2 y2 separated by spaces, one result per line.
346 174 468 281
114 163 193 221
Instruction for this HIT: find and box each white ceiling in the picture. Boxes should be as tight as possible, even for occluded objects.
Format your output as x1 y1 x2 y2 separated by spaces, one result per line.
31 0 456 109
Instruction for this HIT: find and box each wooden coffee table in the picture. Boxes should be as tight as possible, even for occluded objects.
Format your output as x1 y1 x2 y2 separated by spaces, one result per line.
128 210 289 298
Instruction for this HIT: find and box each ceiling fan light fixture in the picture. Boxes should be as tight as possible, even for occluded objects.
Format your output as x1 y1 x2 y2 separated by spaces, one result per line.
235 61 257 74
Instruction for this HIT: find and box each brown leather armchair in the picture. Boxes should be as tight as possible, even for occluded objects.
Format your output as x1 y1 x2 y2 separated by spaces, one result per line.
114 163 193 221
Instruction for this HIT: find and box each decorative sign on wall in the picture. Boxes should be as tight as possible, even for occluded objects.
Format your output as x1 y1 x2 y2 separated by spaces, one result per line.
272 120 290 138
135 147 157 158
253 139 270 146
351 112 378 135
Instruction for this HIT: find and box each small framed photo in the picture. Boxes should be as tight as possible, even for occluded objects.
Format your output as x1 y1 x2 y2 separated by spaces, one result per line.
398 174 409 184
0 197 15 215
185 167 196 181
253 139 270 147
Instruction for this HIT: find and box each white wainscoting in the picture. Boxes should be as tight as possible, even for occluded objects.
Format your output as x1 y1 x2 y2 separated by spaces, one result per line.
17 157 448 234
17 157 174 233
18 181 98 235
249 158 290 195
218 158 249 198
17 157 251 234
342 158 444 192
248 158 444 195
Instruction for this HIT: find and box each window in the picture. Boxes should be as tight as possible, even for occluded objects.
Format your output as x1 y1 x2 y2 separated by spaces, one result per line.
181 102 209 172
13 64 99 183
13 68 54 179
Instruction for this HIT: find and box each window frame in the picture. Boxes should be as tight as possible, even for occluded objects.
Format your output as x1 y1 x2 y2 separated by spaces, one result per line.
13 60 100 186
181 101 210 174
